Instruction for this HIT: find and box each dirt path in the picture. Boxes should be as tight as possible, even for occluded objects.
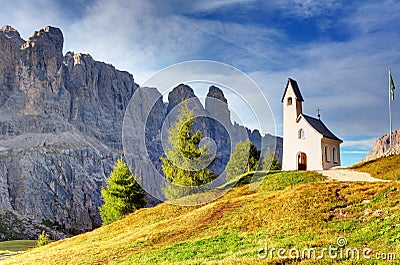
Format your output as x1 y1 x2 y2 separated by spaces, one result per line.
320 169 390 182
0 253 17 261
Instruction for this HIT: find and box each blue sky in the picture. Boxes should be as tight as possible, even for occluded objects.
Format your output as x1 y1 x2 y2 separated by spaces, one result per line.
2 0 400 166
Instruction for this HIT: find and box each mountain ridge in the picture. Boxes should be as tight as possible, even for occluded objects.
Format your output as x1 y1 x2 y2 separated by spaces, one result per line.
0 25 137 239
0 25 281 239
363 128 400 161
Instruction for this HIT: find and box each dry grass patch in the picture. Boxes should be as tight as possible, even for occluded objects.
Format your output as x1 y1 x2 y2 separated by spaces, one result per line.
3 171 400 264
352 154 400 180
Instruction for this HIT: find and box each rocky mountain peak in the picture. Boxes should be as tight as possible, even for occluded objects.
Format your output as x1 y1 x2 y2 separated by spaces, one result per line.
167 83 197 113
74 52 92 65
1 25 20 35
63 51 93 67
15 26 64 101
207 85 227 104
363 129 400 161
0 26 24 104
0 25 24 47
21 26 63 53
205 85 231 127
0 25 282 240
0 26 138 239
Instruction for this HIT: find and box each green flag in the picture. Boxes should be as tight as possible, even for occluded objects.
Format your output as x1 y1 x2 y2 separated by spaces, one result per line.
390 72 395 101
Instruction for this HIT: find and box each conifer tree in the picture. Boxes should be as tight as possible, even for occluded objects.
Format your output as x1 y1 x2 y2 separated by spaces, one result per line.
226 139 260 181
161 102 214 200
99 158 146 225
261 148 281 171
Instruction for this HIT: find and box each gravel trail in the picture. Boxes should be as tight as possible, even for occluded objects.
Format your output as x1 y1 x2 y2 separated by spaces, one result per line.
320 169 390 182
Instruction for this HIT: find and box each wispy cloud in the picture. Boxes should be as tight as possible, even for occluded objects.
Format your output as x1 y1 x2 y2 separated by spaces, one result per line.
347 1 400 34
62 0 286 83
0 1 54 38
1 0 399 162
247 1 400 138
193 0 256 12
342 138 376 149
280 0 343 19
342 150 369 154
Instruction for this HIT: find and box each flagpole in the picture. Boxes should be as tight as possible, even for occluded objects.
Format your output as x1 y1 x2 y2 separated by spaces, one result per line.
389 69 393 149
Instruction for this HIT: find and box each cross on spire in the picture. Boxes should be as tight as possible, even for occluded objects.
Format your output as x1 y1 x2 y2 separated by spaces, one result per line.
317 108 321 119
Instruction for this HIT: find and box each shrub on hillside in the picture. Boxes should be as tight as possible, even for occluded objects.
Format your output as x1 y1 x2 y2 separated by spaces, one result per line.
36 230 50 247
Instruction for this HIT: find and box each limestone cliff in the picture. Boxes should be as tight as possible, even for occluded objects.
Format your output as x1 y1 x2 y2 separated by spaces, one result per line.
0 26 137 239
0 25 282 240
363 129 400 162
165 84 282 175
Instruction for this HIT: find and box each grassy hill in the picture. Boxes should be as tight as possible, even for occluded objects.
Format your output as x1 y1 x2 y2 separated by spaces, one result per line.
0 240 36 262
352 154 400 180
2 170 400 264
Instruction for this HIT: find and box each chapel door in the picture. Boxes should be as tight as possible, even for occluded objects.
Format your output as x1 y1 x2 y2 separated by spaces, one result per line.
298 152 307 170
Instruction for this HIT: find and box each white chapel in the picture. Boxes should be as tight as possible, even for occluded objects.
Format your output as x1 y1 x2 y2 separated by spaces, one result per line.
281 78 342 171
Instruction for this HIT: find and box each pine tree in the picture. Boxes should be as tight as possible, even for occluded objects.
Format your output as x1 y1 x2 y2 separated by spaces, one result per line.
161 102 214 200
36 230 50 247
99 158 146 225
226 139 260 181
261 148 281 171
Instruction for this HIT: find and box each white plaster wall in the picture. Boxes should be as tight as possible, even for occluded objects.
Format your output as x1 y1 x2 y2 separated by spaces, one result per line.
321 138 341 169
282 83 324 171
283 115 324 171
282 81 341 171
282 83 298 170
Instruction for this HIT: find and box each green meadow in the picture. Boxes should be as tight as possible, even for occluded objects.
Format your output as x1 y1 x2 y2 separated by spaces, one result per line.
3 156 400 264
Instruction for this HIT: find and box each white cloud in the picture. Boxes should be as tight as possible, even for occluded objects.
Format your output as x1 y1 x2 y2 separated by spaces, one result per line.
1 0 400 144
46 0 288 88
193 0 256 12
342 150 369 154
346 1 400 34
247 8 400 137
0 0 71 40
341 138 376 149
285 0 342 18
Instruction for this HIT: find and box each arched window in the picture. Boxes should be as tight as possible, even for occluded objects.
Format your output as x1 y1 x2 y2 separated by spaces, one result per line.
333 147 338 163
298 129 305 139
287 97 292 105
325 145 330 162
